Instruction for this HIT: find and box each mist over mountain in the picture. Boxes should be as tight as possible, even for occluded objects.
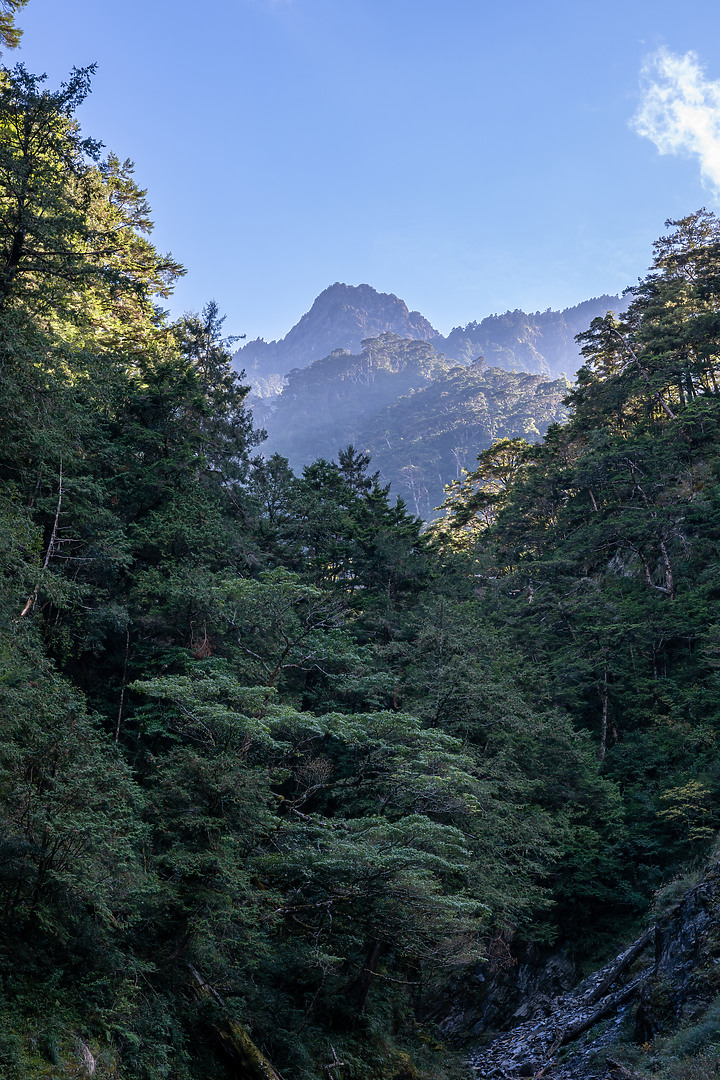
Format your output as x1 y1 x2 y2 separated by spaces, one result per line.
440 294 630 377
258 333 448 472
246 285 627 514
359 361 570 517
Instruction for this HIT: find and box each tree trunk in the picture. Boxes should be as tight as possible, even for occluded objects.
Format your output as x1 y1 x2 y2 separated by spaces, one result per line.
658 539 675 599
599 676 609 761
187 964 284 1080
20 460 62 617
348 939 382 1015
0 224 26 304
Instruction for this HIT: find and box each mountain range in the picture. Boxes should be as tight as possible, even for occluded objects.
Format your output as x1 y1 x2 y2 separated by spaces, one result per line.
234 282 439 396
233 281 628 392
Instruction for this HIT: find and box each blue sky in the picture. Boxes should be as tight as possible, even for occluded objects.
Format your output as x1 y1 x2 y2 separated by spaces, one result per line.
15 0 720 340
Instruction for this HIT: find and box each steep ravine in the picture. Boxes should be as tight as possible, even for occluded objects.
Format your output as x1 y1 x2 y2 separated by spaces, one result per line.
461 859 720 1078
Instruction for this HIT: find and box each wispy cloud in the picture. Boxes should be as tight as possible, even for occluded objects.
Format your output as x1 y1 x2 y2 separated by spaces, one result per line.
633 48 720 194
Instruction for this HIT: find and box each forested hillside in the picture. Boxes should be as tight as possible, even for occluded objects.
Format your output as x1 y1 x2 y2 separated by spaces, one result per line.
2 32 720 1080
354 362 570 517
260 337 570 516
257 333 448 468
433 208 720 930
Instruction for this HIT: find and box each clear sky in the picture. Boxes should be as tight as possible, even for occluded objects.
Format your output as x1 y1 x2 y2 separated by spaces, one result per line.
14 0 720 340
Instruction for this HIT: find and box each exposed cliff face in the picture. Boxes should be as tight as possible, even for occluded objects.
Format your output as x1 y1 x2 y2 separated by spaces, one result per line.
233 282 439 387
461 859 720 1079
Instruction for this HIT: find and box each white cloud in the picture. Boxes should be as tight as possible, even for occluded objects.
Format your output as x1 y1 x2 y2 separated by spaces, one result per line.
633 48 720 194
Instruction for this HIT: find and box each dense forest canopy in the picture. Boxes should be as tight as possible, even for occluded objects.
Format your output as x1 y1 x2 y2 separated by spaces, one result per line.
1 39 720 1080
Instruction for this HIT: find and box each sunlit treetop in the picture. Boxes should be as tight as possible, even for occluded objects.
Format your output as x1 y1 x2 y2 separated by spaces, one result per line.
0 0 28 51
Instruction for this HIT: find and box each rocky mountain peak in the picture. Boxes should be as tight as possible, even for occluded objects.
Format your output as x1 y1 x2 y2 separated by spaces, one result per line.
298 281 439 346
233 282 439 387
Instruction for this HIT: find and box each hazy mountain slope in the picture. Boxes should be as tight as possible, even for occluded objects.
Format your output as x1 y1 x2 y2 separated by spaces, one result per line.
234 282 440 390
438 294 629 377
247 287 625 517
359 362 570 517
261 335 569 518
261 333 449 470
235 285 628 397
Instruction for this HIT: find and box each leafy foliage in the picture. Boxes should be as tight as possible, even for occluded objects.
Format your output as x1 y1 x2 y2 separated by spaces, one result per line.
0 0 26 50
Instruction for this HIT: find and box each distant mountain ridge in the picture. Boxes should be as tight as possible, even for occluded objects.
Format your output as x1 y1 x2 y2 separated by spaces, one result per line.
440 294 629 377
233 283 629 393
239 283 629 516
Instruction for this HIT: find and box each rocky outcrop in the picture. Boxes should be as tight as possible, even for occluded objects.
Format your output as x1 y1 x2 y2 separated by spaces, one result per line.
466 860 720 1078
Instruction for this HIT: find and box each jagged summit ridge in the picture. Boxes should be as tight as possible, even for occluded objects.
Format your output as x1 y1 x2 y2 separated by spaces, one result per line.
292 282 439 352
